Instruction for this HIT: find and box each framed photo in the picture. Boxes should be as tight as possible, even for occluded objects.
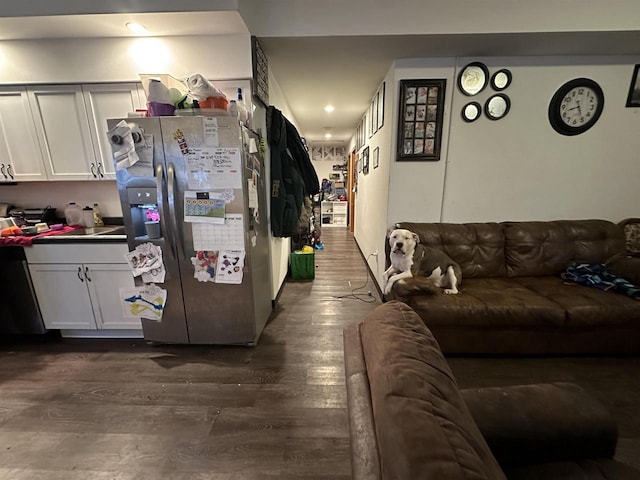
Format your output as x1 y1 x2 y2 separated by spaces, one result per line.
377 82 385 130
369 100 375 138
397 79 446 161
362 146 370 174
626 64 640 107
251 36 269 107
373 146 380 169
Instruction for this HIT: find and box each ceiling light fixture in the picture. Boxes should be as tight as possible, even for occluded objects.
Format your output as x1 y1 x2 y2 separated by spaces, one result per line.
126 22 149 35
324 105 335 113
324 132 332 139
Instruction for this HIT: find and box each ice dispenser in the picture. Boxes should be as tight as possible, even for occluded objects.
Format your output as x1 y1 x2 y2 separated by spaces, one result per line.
127 187 161 239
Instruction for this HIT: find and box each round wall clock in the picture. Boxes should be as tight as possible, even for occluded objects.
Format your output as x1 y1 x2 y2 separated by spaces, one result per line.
458 62 489 96
462 102 481 122
491 69 512 91
548 78 604 136
485 94 510 120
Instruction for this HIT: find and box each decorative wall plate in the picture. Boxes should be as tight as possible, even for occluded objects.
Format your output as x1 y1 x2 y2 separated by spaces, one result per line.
458 62 489 96
491 69 512 91
485 94 511 120
462 102 482 122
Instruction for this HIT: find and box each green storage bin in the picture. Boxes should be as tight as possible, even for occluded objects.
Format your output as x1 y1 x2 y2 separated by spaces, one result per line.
290 251 315 280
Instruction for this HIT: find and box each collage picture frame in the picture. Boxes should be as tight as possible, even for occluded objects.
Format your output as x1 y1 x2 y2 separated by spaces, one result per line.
396 79 446 161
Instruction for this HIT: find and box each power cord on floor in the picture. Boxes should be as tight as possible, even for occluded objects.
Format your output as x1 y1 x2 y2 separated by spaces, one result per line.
331 253 379 303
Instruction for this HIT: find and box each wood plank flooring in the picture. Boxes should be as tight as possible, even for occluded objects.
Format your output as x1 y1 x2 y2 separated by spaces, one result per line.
2 227 639 477
0 227 381 479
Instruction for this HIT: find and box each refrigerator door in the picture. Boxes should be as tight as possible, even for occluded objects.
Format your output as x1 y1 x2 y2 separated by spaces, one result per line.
159 116 272 344
108 117 189 343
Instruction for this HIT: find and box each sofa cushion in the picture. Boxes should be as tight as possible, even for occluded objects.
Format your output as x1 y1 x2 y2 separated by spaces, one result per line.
503 220 627 278
512 276 640 327
406 278 566 328
394 222 506 278
360 301 506 480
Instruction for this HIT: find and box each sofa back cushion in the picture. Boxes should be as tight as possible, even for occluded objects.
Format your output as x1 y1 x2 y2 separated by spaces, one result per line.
393 222 506 278
360 301 507 480
503 220 628 277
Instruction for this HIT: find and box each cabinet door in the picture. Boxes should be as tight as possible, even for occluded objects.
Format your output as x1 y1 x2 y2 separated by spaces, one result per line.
83 83 145 180
0 87 48 181
28 85 98 181
29 264 97 329
85 264 140 330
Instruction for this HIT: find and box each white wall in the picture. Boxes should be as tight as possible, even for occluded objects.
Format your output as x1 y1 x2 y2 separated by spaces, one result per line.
355 54 640 289
352 67 395 281
443 55 640 222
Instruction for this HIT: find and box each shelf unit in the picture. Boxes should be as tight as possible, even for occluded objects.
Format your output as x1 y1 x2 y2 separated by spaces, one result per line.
321 201 348 227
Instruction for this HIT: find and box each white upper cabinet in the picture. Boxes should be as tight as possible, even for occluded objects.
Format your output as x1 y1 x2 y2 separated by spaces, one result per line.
82 83 146 179
0 87 48 182
28 85 98 181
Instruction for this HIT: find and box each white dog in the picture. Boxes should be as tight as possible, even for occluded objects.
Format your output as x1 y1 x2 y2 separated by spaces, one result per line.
382 228 462 296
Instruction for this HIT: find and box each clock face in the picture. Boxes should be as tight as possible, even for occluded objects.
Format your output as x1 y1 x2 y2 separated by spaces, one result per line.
559 86 599 127
549 78 604 136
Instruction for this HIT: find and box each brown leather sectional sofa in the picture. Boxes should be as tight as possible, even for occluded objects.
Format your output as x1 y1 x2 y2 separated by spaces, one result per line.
344 301 640 479
384 219 640 354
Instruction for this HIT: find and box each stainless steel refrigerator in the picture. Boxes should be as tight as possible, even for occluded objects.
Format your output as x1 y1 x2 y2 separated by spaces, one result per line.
108 116 272 345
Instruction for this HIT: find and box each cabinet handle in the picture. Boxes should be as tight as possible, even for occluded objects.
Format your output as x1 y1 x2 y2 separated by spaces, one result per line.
84 266 92 282
77 266 84 282
97 163 104 178
0 164 6 179
7 165 14 180
90 163 97 178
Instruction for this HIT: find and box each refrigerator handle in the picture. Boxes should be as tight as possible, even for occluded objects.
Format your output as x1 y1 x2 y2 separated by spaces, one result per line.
167 162 185 261
156 163 176 261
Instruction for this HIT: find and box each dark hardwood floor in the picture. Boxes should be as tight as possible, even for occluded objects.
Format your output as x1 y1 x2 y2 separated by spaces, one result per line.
0 227 381 479
1 227 639 478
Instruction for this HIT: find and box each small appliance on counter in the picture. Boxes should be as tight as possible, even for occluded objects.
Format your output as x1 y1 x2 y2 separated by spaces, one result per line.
0 203 14 217
9 206 57 227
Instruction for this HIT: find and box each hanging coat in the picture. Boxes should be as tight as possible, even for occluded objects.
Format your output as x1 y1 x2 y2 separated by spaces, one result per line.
267 106 319 237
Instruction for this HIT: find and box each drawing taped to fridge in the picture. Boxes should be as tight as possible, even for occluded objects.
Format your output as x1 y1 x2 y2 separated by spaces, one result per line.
108 114 272 345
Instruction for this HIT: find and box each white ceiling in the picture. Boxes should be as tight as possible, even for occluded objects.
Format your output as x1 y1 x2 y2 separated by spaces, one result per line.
2 9 640 144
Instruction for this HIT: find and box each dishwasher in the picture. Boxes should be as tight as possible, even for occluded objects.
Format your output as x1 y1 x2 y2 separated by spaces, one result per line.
0 246 47 334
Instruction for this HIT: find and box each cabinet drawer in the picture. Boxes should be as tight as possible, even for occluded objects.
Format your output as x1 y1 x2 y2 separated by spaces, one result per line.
25 243 129 264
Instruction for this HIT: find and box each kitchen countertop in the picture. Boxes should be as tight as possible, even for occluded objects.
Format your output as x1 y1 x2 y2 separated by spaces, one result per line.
31 225 127 244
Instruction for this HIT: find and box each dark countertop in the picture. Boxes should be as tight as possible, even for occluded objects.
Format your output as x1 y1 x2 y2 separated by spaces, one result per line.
31 226 127 244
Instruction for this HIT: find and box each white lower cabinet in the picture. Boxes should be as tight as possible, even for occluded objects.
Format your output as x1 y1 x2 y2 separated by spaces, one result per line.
26 244 140 332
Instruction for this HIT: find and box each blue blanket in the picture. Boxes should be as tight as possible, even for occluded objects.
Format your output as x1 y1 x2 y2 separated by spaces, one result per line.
561 263 640 300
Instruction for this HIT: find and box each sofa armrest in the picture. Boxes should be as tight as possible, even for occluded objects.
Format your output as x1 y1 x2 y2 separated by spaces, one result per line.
461 382 618 469
607 256 640 286
343 323 381 480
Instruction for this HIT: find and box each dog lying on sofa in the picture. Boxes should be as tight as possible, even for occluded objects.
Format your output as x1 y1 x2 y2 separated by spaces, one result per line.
344 301 640 479
383 227 462 295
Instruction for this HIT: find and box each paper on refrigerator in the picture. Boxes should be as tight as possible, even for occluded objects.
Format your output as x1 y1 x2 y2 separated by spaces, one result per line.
120 284 167 322
185 148 242 190
184 191 225 224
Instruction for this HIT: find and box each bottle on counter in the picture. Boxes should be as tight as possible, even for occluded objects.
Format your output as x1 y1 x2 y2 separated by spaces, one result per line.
64 202 83 226
83 206 95 233
93 203 104 227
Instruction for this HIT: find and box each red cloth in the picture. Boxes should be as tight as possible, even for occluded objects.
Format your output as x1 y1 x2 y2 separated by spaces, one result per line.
0 225 82 247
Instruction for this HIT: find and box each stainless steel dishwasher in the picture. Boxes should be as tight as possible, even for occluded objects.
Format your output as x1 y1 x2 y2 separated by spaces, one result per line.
0 246 47 334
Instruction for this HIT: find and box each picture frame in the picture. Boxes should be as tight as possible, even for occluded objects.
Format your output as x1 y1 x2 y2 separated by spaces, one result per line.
377 82 385 130
626 64 640 107
373 146 380 169
369 100 375 138
251 36 269 107
362 146 370 174
397 79 446 162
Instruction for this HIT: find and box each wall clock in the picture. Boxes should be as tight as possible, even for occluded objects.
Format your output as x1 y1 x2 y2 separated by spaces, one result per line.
548 78 604 136
458 62 489 96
